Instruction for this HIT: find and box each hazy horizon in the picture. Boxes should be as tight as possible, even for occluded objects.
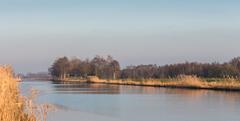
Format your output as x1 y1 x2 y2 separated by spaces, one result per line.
1 0 240 73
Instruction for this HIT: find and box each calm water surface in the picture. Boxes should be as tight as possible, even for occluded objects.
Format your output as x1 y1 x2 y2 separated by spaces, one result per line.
20 80 240 121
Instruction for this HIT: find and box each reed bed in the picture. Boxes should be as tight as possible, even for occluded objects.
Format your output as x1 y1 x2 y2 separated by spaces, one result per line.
87 75 240 91
0 65 52 121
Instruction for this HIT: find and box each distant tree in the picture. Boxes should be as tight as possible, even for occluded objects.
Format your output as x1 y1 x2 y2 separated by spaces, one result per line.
230 57 240 74
69 58 82 77
49 55 121 80
79 59 94 77
110 60 120 79
91 55 105 77
49 57 70 79
49 56 240 80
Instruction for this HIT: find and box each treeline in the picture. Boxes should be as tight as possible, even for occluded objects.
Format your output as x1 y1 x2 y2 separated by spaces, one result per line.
49 56 120 80
121 57 240 79
49 56 240 80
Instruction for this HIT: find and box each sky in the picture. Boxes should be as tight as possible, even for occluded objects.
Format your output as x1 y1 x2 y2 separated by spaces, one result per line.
0 0 240 73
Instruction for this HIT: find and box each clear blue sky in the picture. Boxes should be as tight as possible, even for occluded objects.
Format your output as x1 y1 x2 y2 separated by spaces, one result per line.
0 0 240 73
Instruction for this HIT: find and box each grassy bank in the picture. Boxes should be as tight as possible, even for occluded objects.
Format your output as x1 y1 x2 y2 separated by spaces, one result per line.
0 66 51 121
86 76 240 91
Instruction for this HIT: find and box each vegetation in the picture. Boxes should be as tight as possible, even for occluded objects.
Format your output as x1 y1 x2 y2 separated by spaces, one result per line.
0 65 52 121
48 56 240 91
87 75 240 91
121 57 240 79
49 55 120 80
49 56 240 80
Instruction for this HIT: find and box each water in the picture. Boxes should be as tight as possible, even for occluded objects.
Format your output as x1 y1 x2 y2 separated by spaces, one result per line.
20 80 240 121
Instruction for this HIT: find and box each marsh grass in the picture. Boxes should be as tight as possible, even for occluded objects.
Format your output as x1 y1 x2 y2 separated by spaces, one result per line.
88 75 240 91
0 65 53 121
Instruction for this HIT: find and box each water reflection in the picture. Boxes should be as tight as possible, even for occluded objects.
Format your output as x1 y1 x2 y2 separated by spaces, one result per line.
52 82 121 94
122 86 240 105
51 81 240 106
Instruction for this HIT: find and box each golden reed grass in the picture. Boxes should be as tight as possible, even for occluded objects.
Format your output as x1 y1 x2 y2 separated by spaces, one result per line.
0 65 53 121
87 75 240 91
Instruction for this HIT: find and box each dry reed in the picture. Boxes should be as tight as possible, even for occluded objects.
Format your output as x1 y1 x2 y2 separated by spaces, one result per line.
0 65 53 121
88 75 240 91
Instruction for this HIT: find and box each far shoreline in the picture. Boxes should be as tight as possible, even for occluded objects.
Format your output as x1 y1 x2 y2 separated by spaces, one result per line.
52 76 240 92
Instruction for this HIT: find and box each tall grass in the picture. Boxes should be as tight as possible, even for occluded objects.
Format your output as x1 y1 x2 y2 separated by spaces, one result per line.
88 75 240 91
0 65 52 121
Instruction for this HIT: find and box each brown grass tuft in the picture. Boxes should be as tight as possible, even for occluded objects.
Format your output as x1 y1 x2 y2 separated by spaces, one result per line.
174 75 205 87
0 65 53 121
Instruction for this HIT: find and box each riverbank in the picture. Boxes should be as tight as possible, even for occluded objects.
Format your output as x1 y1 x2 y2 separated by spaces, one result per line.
83 76 240 91
56 75 240 91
